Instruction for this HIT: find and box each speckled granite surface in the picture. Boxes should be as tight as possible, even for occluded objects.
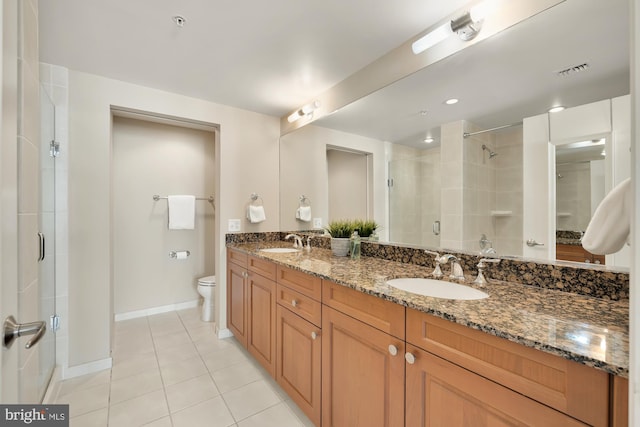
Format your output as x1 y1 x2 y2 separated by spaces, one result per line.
226 233 629 300
227 239 629 377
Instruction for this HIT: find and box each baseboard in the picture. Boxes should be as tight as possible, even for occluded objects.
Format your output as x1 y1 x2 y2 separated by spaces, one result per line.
62 357 112 380
114 299 200 322
217 327 233 339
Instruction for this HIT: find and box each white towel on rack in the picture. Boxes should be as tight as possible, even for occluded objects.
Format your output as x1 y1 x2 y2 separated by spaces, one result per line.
296 206 312 222
247 205 266 223
167 195 195 230
582 178 631 254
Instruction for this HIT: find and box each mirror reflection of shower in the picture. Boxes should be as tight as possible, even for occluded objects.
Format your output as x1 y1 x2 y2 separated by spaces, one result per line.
482 144 498 159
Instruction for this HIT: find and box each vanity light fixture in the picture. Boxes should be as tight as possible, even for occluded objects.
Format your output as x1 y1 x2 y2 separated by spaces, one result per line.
287 100 321 123
445 98 459 105
411 0 498 55
548 105 565 113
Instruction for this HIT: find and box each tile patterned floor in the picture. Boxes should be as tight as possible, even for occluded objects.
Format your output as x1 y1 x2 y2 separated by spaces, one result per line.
53 308 314 427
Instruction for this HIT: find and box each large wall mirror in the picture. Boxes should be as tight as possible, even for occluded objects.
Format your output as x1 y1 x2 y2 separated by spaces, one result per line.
279 0 630 269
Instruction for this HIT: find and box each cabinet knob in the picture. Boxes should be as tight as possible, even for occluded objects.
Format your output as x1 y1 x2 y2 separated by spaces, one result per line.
405 352 416 364
291 299 298 307
388 344 398 356
242 271 249 278
311 331 318 340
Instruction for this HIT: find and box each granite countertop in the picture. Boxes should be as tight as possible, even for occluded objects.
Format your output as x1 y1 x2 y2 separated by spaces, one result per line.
227 242 629 377
556 238 583 246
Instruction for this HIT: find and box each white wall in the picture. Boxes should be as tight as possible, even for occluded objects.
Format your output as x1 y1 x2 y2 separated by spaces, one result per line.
67 70 280 368
279 125 386 234
327 149 369 220
112 117 215 315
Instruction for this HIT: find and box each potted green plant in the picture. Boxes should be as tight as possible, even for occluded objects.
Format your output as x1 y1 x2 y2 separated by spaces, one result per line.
353 219 379 238
324 219 355 256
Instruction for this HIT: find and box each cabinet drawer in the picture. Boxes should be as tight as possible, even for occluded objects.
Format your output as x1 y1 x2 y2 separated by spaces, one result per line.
322 280 405 340
249 255 277 281
406 308 609 427
276 284 322 328
277 266 322 301
227 248 247 267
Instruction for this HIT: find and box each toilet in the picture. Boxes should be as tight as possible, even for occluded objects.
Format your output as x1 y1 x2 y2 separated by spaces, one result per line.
197 275 216 322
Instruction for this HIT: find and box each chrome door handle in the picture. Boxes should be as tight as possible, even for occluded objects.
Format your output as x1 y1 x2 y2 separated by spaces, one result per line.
38 232 45 262
526 239 544 247
3 316 47 350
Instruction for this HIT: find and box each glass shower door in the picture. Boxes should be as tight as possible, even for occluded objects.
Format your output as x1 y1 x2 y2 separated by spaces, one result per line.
37 86 56 401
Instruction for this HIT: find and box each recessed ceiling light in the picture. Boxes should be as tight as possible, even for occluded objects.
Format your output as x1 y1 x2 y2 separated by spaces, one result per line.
548 106 565 113
423 137 434 143
173 15 187 28
445 98 459 105
419 110 428 116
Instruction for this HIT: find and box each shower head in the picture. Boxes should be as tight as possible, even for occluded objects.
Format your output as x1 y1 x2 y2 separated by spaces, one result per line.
481 144 498 159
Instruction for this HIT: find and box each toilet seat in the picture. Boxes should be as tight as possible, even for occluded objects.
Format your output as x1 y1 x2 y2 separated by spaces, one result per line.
198 275 216 286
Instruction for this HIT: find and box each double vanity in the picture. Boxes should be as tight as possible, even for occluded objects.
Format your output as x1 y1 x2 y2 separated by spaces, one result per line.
226 233 629 426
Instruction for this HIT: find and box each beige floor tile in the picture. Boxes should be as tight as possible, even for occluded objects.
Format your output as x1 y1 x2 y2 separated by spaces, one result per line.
152 330 193 350
210 360 264 394
111 352 159 381
111 339 156 361
194 334 237 357
110 368 163 404
237 402 304 427
171 396 235 427
155 341 199 367
165 373 220 413
57 370 111 398
202 344 249 372
222 380 281 421
186 323 216 342
69 407 108 427
160 355 208 386
57 383 110 418
108 389 169 427
114 317 149 334
284 399 316 427
143 416 173 427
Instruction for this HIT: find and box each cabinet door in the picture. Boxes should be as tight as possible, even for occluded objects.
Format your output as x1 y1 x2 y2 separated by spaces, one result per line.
276 305 321 426
227 261 247 347
247 271 277 377
405 344 588 427
322 306 404 427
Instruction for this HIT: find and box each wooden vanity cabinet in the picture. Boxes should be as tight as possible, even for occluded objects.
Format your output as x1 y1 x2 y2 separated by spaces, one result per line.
226 249 248 347
275 266 323 426
405 344 587 426
406 308 610 427
556 243 606 264
226 248 277 376
322 281 405 427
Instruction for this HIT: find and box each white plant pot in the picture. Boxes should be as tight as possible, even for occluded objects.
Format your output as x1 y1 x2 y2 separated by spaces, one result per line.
331 238 350 257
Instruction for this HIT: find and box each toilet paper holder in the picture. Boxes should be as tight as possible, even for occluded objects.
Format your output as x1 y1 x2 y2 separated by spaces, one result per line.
169 250 191 259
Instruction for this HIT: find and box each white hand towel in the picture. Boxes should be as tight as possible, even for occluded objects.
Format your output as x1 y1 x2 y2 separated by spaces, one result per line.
247 205 266 223
582 178 631 255
168 195 195 230
296 206 312 222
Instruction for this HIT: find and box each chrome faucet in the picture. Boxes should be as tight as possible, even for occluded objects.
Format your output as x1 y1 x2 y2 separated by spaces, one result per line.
305 235 313 252
473 258 501 285
439 254 465 281
285 233 303 248
424 250 443 278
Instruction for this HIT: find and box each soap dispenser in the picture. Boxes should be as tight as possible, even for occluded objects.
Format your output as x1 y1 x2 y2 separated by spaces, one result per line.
350 230 361 260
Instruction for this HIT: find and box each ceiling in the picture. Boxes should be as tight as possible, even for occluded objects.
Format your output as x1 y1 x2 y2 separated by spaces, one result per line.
38 0 471 117
314 0 630 148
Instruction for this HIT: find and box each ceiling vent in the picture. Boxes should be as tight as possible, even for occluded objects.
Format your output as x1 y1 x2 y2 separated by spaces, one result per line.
555 63 590 77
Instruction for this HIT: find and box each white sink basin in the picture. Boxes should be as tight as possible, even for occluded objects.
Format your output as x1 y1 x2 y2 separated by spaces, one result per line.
259 247 300 254
386 278 488 300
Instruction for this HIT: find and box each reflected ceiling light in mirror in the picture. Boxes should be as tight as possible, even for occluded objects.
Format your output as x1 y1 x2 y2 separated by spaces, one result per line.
445 98 459 105
411 0 499 54
287 100 320 123
423 137 435 143
548 105 565 113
